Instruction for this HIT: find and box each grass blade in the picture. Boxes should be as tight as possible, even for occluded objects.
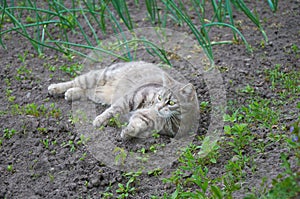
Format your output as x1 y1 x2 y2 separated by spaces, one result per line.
162 0 214 63
145 0 160 25
79 4 100 45
267 0 278 12
110 0 133 30
211 0 222 22
1 4 39 52
47 40 130 61
233 0 268 42
0 1 8 49
202 22 252 53
225 0 237 41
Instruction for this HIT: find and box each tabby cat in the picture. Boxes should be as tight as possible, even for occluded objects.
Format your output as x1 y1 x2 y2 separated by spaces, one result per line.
48 61 197 139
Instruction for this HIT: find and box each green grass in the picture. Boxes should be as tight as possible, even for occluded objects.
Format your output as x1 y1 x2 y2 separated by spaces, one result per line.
3 128 16 139
264 64 300 99
4 99 62 118
0 0 278 64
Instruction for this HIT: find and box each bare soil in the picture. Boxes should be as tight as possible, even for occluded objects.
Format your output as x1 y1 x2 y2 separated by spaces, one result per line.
0 1 299 198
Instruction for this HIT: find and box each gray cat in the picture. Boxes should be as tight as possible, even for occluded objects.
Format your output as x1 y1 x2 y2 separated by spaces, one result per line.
48 61 197 139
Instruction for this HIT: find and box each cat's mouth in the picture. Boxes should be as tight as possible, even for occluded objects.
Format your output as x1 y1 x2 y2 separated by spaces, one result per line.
156 110 171 118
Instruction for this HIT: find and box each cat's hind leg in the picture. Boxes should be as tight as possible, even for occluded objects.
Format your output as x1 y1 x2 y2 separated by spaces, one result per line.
48 81 74 95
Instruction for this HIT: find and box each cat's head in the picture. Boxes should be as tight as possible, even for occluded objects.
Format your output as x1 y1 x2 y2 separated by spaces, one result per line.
155 75 196 119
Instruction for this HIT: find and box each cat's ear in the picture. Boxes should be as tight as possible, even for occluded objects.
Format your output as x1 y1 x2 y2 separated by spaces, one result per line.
162 73 175 87
180 83 195 101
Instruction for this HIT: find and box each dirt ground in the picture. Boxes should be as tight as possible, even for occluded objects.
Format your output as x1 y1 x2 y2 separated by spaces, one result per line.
0 1 299 198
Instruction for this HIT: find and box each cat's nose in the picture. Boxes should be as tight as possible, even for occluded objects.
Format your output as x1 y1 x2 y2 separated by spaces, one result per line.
156 103 164 111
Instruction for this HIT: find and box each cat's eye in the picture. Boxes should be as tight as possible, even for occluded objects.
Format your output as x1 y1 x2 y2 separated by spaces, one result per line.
157 95 162 101
168 100 175 106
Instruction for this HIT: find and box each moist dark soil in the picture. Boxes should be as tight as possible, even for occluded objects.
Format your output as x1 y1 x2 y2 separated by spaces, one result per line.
0 1 299 198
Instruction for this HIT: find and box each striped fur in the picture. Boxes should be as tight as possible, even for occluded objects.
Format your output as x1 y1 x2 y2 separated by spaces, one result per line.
48 61 196 139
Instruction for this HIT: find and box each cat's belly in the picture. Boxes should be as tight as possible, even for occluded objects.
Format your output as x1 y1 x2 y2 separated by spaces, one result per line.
88 85 116 104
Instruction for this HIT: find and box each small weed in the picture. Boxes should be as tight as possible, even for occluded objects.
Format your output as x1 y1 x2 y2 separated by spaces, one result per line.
265 64 300 98
4 78 11 86
5 87 15 102
79 152 87 161
76 134 90 145
101 183 114 199
113 147 127 165
261 153 300 199
225 158 246 181
11 104 22 115
7 164 14 172
116 171 141 199
45 63 57 72
149 143 165 153
102 192 114 199
25 103 45 117
49 103 61 118
163 143 224 198
5 89 13 97
291 44 299 53
252 139 271 153
224 122 253 153
41 139 49 149
61 140 76 152
17 50 29 62
48 173 55 182
151 132 160 139
241 85 255 94
37 127 48 134
240 98 280 129
8 96 16 103
108 114 123 128
222 173 242 197
5 88 16 103
200 101 209 111
25 16 36 23
148 168 163 176
260 40 265 48
68 140 75 152
52 140 58 146
59 63 82 77
16 65 32 80
197 136 220 164
3 128 16 139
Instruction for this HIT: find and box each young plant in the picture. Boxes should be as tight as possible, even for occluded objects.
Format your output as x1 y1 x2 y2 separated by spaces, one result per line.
108 114 123 128
116 171 141 199
197 136 220 164
113 147 127 165
59 63 82 77
224 123 253 154
3 128 16 139
7 164 14 172
41 139 49 149
17 50 29 62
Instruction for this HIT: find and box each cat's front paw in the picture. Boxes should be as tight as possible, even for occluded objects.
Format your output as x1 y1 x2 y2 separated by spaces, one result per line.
120 126 135 139
93 116 108 128
48 84 61 95
64 87 83 102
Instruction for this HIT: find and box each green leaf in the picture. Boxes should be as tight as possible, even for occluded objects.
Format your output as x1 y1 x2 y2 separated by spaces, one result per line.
211 185 223 199
171 189 178 199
